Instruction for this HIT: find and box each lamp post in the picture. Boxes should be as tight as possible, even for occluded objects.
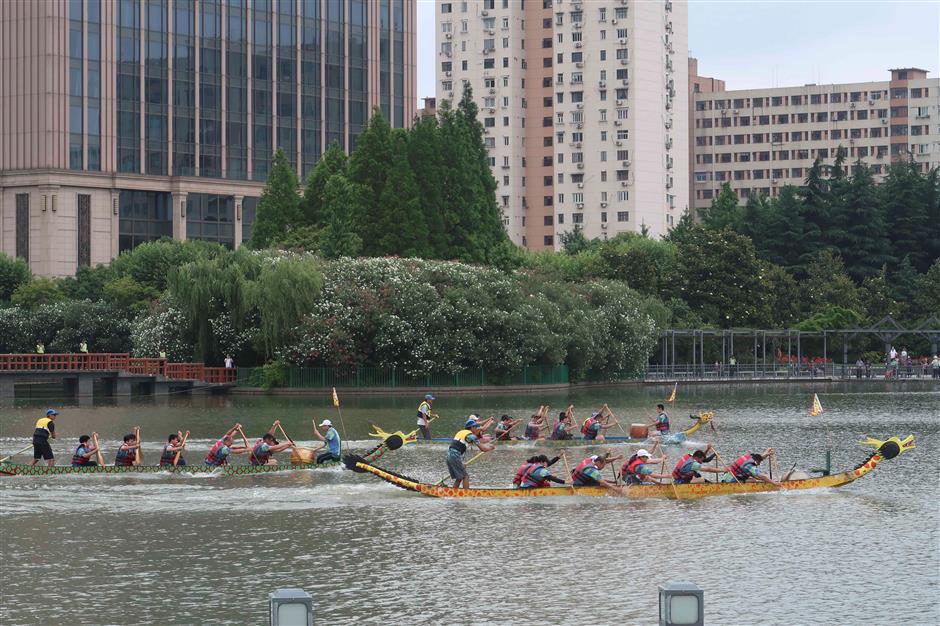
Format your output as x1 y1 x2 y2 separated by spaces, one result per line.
269 588 313 626
659 581 704 626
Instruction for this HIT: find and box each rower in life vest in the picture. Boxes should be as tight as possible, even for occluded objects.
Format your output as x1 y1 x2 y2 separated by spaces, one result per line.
251 431 294 466
204 424 250 467
620 448 671 485
671 444 725 484
512 454 566 489
417 394 435 440
159 432 188 467
71 434 99 468
570 454 620 490
723 448 783 487
31 409 59 467
114 431 140 467
495 415 521 441
524 405 549 440
551 411 575 440
446 416 495 489
648 404 671 436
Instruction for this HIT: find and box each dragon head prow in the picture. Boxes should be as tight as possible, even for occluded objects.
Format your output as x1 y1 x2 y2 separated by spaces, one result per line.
369 424 417 445
696 411 714 424
860 435 915 459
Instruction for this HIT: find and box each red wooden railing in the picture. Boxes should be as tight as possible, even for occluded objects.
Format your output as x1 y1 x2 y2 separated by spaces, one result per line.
0 353 235 384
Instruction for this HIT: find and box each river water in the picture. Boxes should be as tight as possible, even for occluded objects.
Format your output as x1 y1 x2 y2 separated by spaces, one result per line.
0 382 937 625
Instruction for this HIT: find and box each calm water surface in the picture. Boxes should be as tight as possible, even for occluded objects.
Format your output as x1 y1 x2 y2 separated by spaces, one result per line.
1 383 937 625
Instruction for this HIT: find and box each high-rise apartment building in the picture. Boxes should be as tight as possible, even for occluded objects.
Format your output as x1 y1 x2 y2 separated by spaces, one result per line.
0 0 416 276
436 0 688 249
690 68 940 214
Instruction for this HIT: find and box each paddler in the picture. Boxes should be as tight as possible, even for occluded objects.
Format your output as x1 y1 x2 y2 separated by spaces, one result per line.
114 430 141 467
71 434 99 468
30 409 59 467
447 416 495 488
251 422 294 466
581 406 618 441
159 433 188 467
494 414 522 441
550 410 575 440
620 448 672 485
204 425 251 466
647 403 671 437
524 405 550 440
570 454 620 490
417 393 435 440
312 418 341 465
724 448 783 487
671 444 726 484
512 454 567 488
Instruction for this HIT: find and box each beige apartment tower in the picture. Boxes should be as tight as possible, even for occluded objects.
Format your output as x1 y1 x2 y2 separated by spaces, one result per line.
690 68 940 214
436 0 688 249
0 0 416 277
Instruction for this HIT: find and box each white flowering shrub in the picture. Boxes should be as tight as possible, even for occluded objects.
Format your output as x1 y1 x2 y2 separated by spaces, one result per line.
0 301 132 353
130 303 193 361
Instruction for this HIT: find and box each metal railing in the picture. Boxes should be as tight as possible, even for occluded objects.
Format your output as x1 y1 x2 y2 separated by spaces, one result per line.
645 362 940 381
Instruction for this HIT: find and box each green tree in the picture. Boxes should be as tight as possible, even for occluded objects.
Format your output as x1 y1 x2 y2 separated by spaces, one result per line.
301 140 347 228
11 277 65 308
348 110 394 249
801 249 863 316
369 133 428 257
795 306 863 331
559 226 593 255
913 259 940 317
881 160 932 272
762 264 802 328
861 266 905 321
0 253 31 302
890 254 920 311
794 158 829 272
249 148 301 248
698 182 743 231
406 115 448 258
319 174 365 259
596 233 677 298
832 160 890 282
102 276 158 311
109 239 225 292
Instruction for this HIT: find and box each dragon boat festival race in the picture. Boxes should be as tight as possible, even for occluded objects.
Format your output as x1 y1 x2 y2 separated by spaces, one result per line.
0 385 937 625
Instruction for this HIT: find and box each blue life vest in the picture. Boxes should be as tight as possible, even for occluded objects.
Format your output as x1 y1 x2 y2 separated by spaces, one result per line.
251 441 271 466
513 462 548 488
72 445 91 467
571 458 598 486
114 447 135 467
204 439 229 466
581 417 598 438
656 412 671 433
551 423 571 440
159 444 176 467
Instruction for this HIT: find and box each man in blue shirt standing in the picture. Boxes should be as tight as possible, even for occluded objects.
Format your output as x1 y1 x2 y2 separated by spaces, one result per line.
313 419 342 464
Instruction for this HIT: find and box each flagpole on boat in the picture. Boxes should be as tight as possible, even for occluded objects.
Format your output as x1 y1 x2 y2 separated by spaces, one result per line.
331 387 349 455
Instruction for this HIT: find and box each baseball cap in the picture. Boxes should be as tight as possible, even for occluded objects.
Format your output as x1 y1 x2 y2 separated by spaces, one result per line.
637 449 652 458
591 411 599 417
46 409 59 416
319 419 332 427
425 394 435 401
465 418 481 429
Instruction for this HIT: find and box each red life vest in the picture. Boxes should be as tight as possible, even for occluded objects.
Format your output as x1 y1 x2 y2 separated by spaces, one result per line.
581 417 598 437
512 462 548 488
571 457 598 485
205 439 229 466
621 454 645 480
729 453 755 481
114 447 136 467
672 453 696 482
71 445 91 467
251 439 271 466
656 412 670 432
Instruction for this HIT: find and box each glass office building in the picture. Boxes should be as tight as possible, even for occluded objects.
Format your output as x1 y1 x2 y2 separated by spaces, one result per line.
0 0 416 276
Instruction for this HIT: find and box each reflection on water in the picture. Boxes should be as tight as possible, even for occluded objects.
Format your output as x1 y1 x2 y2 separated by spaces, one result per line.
1 384 938 625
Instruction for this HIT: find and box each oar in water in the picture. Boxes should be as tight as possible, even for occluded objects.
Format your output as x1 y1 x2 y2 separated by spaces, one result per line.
173 431 189 467
781 462 797 482
92 433 105 467
0 444 32 464
434 449 489 487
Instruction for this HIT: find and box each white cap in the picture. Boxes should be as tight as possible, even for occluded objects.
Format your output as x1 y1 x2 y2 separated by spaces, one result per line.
637 449 652 458
468 414 479 420
319 419 332 427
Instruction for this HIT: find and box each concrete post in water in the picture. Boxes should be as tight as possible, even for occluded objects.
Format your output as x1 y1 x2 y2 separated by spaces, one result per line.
659 581 703 626
269 588 313 626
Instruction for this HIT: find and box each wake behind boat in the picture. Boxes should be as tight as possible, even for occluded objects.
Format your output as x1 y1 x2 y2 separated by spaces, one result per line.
344 436 915 499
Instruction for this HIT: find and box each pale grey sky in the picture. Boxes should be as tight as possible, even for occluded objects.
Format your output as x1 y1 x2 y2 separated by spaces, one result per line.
416 0 940 99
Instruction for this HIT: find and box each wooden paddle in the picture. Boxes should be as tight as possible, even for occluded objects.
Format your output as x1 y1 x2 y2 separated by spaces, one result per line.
560 450 577 494
173 431 189 467
278 422 316 464
435 448 489 486
603 404 628 438
0 444 32 464
134 427 142 466
92 433 105 466
236 426 253 462
710 447 740 484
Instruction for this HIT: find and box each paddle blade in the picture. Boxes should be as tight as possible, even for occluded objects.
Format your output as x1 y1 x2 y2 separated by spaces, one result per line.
343 454 369 472
383 434 404 451
291 447 317 465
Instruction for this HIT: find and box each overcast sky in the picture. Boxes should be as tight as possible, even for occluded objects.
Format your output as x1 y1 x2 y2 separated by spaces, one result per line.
415 0 940 99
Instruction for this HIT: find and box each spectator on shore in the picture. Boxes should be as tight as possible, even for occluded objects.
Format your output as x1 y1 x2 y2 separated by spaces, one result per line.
931 355 940 379
889 346 897 361
855 358 864 379
865 360 872 378
224 355 235 369
900 347 908 361
729 355 737 377
36 342 45 354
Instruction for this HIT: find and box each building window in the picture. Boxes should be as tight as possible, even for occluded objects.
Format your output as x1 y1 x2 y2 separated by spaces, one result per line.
15 193 29 261
77 194 91 267
617 211 629 222
186 194 235 248
544 235 554 246
544 215 553 226
557 213 564 224
572 213 583 224
119 190 172 252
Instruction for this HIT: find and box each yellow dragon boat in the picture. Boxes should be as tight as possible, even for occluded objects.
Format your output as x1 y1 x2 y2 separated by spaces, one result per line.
344 435 914 500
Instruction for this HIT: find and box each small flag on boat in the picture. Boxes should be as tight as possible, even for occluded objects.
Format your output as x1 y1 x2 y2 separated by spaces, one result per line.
666 382 677 403
810 393 823 417
332 387 340 408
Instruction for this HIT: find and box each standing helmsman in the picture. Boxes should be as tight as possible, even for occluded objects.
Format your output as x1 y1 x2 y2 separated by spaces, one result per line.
417 393 435 440
31 409 59 467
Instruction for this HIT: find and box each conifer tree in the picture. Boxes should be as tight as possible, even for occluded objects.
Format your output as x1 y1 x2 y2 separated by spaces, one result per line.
698 182 742 231
834 160 890 282
348 110 394 248
319 174 365 259
249 148 301 249
301 141 347 228
406 115 447 258
370 132 429 257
